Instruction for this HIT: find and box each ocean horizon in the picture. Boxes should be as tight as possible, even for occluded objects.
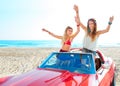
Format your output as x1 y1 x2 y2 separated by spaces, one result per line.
0 40 120 48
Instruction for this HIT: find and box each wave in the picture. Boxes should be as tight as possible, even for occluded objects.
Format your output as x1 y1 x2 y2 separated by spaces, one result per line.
0 40 120 48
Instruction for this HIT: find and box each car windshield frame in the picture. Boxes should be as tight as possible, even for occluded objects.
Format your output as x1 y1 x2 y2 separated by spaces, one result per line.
39 52 96 74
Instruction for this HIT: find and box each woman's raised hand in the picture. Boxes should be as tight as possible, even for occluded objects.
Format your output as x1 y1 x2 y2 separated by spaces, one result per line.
42 28 49 33
74 5 79 13
109 16 114 23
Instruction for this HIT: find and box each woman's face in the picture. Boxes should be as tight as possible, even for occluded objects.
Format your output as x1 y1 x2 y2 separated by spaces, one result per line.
67 29 73 36
88 21 95 32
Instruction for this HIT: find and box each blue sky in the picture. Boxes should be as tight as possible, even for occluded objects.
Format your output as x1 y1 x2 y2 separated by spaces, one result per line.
0 0 120 43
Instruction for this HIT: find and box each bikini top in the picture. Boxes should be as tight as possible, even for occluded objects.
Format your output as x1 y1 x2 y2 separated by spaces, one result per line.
64 39 71 45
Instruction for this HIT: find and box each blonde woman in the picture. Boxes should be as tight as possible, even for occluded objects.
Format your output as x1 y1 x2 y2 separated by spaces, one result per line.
42 6 80 52
42 22 80 52
74 5 114 56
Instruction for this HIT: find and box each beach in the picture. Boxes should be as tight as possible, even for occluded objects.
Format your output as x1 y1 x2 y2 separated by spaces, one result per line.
0 47 120 85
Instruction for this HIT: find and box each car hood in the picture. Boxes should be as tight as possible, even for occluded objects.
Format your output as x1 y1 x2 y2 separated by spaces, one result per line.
0 68 90 86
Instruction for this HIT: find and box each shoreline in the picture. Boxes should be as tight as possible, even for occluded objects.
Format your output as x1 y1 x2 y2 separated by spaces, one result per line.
0 47 120 85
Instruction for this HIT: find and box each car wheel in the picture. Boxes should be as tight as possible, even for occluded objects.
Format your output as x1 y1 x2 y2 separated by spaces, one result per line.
110 74 116 86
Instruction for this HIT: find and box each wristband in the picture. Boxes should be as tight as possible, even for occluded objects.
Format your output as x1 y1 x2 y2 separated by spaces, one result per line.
108 22 112 25
77 24 80 27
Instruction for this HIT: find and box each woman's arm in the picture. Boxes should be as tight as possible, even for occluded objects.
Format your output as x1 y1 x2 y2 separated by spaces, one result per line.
71 16 80 38
97 16 114 35
74 5 87 31
42 28 62 39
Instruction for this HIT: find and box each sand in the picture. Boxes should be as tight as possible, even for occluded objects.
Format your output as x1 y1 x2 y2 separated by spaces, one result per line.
0 47 120 85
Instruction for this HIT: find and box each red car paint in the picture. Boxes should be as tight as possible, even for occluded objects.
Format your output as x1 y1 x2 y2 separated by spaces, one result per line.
0 49 116 86
0 68 92 86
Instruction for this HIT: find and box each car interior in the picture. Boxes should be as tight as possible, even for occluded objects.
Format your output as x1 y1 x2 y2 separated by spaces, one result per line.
95 52 104 71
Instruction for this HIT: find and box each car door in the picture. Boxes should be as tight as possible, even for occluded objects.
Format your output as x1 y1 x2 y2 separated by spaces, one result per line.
96 52 111 86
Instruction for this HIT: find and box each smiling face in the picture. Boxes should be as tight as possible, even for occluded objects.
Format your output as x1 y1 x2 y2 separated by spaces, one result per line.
64 26 73 36
87 18 97 33
62 26 73 44
88 21 95 32
66 28 73 36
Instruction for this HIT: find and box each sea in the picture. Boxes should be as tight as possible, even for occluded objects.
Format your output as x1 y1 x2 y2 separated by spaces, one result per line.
0 40 120 48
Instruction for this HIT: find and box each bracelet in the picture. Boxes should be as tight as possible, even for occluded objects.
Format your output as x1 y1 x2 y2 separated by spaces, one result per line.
108 22 112 25
77 24 80 27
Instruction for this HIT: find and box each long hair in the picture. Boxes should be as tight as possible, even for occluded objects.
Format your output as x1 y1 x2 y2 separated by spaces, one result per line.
62 26 73 44
87 18 97 41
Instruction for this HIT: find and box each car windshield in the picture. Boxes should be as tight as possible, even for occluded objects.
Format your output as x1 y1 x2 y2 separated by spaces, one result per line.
39 52 96 74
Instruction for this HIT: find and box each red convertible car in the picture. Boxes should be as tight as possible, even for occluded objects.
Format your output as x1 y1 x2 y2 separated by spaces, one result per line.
0 49 116 86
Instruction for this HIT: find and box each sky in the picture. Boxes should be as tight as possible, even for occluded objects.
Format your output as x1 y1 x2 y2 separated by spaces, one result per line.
0 0 120 43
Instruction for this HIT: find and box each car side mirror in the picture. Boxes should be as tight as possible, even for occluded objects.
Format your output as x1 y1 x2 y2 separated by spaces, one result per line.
101 60 110 69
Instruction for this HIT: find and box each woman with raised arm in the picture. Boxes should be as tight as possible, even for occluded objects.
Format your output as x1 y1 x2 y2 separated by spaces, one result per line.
74 5 114 56
42 11 80 52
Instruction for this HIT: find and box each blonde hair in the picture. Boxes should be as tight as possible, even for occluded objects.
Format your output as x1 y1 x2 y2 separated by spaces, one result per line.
62 26 73 44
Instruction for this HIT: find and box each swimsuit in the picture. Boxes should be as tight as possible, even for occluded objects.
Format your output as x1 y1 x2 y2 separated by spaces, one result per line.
59 39 71 52
64 39 71 45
